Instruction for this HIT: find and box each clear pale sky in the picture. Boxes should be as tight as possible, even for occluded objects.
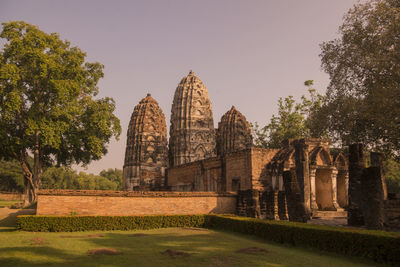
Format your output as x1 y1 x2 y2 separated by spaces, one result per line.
0 0 361 174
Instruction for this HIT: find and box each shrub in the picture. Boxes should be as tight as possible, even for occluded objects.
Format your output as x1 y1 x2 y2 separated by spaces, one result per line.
16 214 206 232
205 215 400 265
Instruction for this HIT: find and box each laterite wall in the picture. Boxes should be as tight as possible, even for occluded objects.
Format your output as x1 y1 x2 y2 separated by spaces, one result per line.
0 191 24 201
36 189 237 216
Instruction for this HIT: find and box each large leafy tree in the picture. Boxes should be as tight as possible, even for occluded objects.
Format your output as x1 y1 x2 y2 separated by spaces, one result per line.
0 21 121 203
320 0 400 157
251 81 326 148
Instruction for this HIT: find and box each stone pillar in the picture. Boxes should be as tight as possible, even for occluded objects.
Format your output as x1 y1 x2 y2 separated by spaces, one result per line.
361 166 385 229
330 168 342 210
348 143 366 226
236 190 261 218
370 152 388 200
273 190 280 220
294 140 311 215
278 191 289 220
283 169 309 222
309 168 319 211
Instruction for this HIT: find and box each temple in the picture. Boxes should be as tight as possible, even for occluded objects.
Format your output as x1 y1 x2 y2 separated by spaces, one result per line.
123 94 168 191
123 71 350 218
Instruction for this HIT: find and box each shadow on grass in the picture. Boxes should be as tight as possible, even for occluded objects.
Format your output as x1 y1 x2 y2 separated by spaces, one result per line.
0 208 35 227
0 230 236 267
0 228 386 267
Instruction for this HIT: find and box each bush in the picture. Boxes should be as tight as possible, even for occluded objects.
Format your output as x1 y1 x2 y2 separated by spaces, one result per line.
16 214 206 232
205 215 400 265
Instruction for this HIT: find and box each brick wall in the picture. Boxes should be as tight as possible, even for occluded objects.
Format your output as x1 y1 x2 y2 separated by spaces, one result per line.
166 158 222 191
37 189 237 216
250 148 279 191
0 191 24 201
225 150 252 191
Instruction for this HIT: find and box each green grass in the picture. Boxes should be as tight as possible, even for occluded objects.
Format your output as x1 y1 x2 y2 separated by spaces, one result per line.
0 227 385 267
0 200 23 208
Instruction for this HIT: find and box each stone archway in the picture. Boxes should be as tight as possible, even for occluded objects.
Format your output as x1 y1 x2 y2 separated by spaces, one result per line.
315 168 335 210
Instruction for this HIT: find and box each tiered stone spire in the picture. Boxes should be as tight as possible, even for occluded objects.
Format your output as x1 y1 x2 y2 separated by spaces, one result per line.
123 93 168 191
169 70 216 166
217 106 252 156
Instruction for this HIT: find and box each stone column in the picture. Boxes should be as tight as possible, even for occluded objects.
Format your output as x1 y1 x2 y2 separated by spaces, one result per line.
371 152 388 200
345 172 349 207
309 168 319 211
273 190 280 220
294 140 311 215
283 169 309 222
278 191 289 220
330 168 342 210
348 143 366 226
361 166 385 229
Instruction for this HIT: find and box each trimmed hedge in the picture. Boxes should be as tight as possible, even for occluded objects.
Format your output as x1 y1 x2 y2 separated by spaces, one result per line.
16 214 400 264
16 214 206 232
205 215 400 265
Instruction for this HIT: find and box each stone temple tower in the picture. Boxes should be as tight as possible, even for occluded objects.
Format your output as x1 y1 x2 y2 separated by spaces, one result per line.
123 94 168 191
169 71 216 166
217 106 252 156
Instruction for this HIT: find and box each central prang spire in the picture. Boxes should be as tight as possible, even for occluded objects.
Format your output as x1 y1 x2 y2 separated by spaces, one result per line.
169 70 216 166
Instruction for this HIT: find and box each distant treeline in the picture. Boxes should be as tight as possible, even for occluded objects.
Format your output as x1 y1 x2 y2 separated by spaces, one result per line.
0 160 122 193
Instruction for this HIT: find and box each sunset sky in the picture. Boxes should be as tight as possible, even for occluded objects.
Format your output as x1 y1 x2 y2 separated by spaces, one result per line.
0 0 362 174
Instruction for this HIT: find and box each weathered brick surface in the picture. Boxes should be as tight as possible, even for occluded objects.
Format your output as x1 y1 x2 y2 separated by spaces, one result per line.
0 191 24 200
250 148 279 191
37 190 236 216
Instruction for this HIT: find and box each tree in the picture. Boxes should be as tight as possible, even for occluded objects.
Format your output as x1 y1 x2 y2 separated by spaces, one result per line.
41 167 121 191
0 159 25 192
0 21 121 204
320 0 400 157
99 168 123 190
251 81 326 148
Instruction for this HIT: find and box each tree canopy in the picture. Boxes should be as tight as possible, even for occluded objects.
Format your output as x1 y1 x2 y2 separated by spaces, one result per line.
320 0 400 157
251 81 326 148
0 21 121 203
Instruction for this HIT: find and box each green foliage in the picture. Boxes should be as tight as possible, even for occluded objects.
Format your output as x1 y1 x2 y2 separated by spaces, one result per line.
41 166 122 190
385 159 400 194
205 215 400 265
0 21 121 202
0 159 24 192
251 81 327 148
320 0 400 157
16 215 206 232
99 168 123 190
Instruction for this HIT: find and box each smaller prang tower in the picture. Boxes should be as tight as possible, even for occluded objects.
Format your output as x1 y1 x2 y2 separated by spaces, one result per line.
217 106 253 156
169 70 216 167
123 94 168 191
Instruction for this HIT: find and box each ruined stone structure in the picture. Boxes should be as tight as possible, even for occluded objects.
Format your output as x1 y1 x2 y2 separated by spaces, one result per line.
123 94 168 191
123 71 351 221
169 71 216 167
217 106 252 156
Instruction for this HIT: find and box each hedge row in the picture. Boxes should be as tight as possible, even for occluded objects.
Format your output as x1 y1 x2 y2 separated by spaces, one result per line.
16 214 400 264
16 214 206 232
205 215 400 265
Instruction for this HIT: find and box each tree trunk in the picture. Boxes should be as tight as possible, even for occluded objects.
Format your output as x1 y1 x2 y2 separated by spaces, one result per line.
19 131 43 205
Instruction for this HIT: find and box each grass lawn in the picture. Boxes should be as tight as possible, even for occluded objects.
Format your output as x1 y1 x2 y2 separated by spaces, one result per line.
0 200 23 208
0 226 385 267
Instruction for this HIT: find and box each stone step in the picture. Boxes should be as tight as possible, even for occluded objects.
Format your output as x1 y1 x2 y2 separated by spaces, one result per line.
312 210 348 219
